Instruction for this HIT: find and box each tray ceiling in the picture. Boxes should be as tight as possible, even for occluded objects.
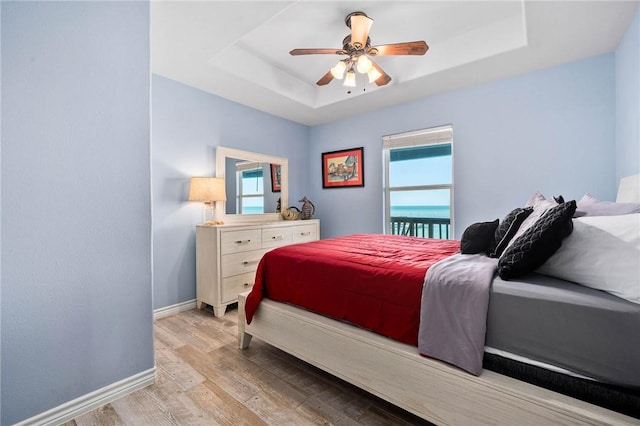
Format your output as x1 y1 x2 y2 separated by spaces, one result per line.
152 1 638 125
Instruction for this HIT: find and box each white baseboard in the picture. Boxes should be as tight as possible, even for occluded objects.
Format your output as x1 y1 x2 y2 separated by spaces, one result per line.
14 300 195 425
15 368 156 426
153 299 196 320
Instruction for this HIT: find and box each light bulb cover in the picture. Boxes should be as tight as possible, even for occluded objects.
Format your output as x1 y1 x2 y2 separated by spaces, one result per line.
350 14 373 48
367 67 382 83
356 55 373 73
343 70 356 87
330 61 346 79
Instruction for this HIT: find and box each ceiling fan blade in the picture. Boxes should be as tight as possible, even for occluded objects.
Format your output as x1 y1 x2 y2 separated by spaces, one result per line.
371 61 391 86
316 70 334 86
290 48 345 56
350 14 373 48
369 41 428 56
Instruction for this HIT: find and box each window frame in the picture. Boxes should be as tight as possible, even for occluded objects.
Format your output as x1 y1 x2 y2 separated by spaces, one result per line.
235 162 265 214
382 125 454 238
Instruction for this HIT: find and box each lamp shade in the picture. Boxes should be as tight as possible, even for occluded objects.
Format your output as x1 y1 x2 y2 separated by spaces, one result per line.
188 177 226 202
343 70 356 87
367 67 382 83
356 55 373 73
350 14 373 47
330 60 346 79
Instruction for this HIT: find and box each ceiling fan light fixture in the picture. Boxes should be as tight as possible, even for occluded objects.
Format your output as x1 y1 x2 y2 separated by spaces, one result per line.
367 67 382 83
349 13 373 48
330 60 346 79
343 70 356 87
290 11 426 89
356 55 373 73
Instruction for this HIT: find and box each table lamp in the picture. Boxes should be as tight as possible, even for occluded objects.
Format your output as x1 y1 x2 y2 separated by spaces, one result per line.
188 177 226 225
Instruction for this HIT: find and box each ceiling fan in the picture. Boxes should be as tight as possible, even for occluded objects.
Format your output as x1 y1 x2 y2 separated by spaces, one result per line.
290 11 428 89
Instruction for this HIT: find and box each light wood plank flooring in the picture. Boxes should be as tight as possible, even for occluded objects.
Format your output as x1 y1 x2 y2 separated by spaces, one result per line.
64 305 433 425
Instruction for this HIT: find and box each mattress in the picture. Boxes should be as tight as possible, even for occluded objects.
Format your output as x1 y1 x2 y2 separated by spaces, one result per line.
486 272 640 388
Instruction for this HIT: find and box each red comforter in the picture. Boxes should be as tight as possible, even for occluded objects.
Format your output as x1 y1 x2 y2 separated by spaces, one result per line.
245 234 460 345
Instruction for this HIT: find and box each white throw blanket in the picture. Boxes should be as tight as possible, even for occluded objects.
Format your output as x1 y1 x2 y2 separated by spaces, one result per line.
418 254 499 375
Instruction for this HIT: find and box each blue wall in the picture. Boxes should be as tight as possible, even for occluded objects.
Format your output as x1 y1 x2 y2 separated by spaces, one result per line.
1 2 152 424
152 75 309 310
309 54 616 239
152 52 622 310
615 7 640 182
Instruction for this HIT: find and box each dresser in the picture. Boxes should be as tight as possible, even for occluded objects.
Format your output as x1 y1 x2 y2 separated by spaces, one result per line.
195 220 320 317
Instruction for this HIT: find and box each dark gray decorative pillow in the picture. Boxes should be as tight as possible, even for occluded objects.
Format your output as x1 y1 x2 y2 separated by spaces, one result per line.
489 207 533 258
498 201 577 280
460 219 499 254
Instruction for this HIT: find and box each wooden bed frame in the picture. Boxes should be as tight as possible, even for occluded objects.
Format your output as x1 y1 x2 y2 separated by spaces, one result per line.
238 174 640 425
238 294 636 425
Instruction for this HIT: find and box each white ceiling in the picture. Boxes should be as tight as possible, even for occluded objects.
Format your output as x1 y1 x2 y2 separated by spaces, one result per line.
151 1 639 126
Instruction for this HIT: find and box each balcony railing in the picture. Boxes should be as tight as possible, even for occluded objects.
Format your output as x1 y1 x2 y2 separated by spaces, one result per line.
390 216 451 239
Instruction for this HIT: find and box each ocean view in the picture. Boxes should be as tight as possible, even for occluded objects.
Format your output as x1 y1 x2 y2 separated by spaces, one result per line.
391 205 450 219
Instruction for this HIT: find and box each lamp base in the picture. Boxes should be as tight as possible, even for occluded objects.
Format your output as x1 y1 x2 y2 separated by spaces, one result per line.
203 202 223 226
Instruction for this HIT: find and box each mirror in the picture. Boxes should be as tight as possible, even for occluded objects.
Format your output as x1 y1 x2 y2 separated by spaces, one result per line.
223 158 281 215
215 146 288 223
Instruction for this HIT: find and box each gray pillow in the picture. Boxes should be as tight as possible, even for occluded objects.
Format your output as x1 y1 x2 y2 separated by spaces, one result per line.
576 193 640 217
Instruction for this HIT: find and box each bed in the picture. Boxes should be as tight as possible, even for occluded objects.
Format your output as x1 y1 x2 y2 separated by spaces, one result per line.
238 174 640 425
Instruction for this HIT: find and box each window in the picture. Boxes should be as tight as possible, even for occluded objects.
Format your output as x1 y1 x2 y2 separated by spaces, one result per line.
236 162 264 214
383 125 453 239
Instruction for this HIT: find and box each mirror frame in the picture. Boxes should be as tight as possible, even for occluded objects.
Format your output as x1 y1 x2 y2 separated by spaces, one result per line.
215 146 288 224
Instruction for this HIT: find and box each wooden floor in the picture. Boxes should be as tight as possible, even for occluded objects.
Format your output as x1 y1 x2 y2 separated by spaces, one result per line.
64 306 433 425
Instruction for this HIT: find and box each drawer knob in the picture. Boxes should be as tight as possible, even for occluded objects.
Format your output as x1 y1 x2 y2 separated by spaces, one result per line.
272 235 284 240
300 232 311 236
235 239 251 244
243 283 250 287
242 260 258 266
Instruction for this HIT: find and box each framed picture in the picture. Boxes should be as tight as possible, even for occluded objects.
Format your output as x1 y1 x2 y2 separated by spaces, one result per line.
270 164 282 192
321 147 364 189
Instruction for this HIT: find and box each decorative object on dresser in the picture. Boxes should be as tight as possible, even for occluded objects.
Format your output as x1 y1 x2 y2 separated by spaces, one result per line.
298 196 315 219
196 220 319 317
188 177 227 225
281 206 300 220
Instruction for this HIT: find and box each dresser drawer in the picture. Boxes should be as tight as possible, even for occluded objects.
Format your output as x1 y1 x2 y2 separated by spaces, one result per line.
292 224 318 243
221 249 268 278
262 227 293 249
220 229 262 254
221 272 255 304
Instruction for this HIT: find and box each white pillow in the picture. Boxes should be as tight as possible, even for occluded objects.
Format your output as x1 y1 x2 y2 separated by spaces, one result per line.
536 214 640 304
